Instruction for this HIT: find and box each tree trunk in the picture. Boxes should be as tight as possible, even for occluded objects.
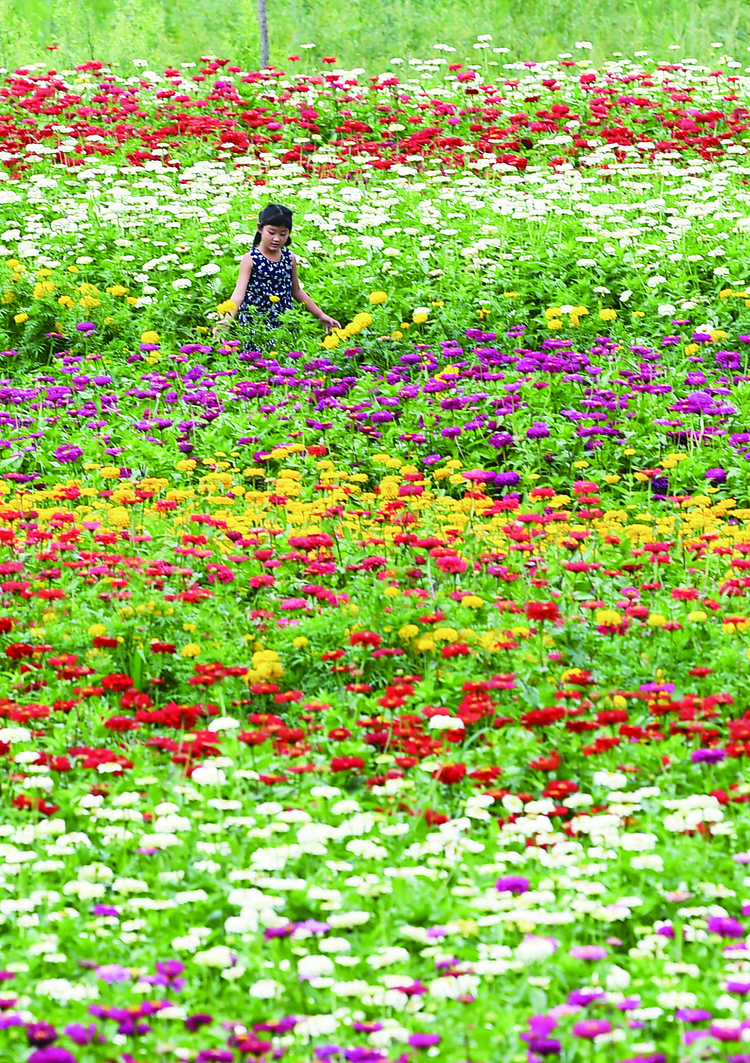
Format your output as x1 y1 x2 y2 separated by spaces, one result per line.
257 0 269 68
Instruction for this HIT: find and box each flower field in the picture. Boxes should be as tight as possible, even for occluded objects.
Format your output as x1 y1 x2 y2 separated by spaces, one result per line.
3 40 750 1063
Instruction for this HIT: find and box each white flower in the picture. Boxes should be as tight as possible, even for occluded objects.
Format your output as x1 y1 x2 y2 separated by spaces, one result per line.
346 840 388 860
606 965 631 991
367 946 409 968
593 771 628 790
172 277 192 290
646 275 667 287
428 715 465 731
657 303 676 316
297 954 335 980
249 978 282 999
619 832 656 851
515 935 557 963
0 727 31 743
194 945 235 968
191 765 226 786
207 716 240 732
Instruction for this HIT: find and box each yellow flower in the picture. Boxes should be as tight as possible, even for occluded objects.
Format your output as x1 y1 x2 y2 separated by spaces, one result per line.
176 459 198 472
383 585 400 599
99 466 122 479
632 310 645 318
322 334 340 349
647 613 667 628
181 642 202 657
398 624 419 640
217 299 237 314
720 288 732 300
391 330 403 340
33 281 56 297
412 310 428 324
687 610 707 623
414 636 436 652
107 506 130 528
684 343 699 356
67 265 79 273
599 308 617 321
595 608 622 626
461 595 484 609
503 291 518 297
292 636 309 649
106 284 128 296
368 291 388 305
140 330 159 344
547 318 563 330
88 623 107 637
544 306 562 319
13 312 29 324
269 294 280 303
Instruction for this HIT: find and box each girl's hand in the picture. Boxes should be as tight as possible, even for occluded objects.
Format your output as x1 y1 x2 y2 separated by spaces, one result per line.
319 314 341 331
212 317 232 339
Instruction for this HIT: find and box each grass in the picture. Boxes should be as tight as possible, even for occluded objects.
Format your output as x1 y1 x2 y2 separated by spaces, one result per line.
1 0 750 72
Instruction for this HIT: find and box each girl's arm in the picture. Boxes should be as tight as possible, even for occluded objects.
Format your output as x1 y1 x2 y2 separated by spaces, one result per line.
214 254 253 331
291 256 341 330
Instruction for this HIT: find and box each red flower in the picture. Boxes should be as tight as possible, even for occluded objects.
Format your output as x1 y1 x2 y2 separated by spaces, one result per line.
433 762 466 785
330 756 365 772
529 751 561 772
525 601 562 623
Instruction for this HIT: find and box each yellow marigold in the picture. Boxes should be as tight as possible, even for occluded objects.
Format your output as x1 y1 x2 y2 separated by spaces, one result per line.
599 308 617 321
647 613 667 628
433 626 459 642
321 334 340 349
383 585 400 599
391 330 403 340
398 624 419 640
106 506 130 528
292 636 309 649
176 459 198 472
595 608 622 626
503 291 518 297
368 290 388 305
107 284 129 296
414 636 436 652
13 312 29 324
181 642 202 657
687 610 707 623
412 310 428 324
544 307 562 319
33 281 56 297
140 330 159 344
547 318 563 330
217 299 237 314
88 623 107 637
461 595 484 609
99 466 122 479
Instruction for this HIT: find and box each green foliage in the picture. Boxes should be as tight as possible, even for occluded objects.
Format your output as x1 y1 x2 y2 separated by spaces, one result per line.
4 0 750 71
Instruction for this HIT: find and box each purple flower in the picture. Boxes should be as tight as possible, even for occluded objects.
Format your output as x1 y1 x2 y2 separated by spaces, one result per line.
526 421 550 439
196 1053 234 1063
75 322 96 333
408 1034 440 1048
569 945 607 961
707 916 744 939
53 444 83 463
315 1045 343 1061
91 905 119 918
726 979 750 994
495 876 530 894
62 1024 100 1045
27 1023 58 1047
572 1019 612 1039
95 963 131 984
710 1020 744 1041
567 987 605 1006
705 467 727 484
690 748 726 764
28 1051 78 1063
185 1013 213 1032
675 1008 712 1022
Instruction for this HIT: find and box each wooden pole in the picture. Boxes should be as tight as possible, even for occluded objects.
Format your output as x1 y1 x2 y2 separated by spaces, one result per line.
257 0 269 68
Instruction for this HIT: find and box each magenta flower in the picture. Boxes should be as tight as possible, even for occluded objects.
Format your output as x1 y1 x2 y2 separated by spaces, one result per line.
572 1019 612 1039
495 875 530 894
569 945 607 961
408 1033 440 1048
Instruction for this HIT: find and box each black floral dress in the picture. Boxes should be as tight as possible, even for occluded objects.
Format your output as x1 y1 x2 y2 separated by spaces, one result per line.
237 246 294 349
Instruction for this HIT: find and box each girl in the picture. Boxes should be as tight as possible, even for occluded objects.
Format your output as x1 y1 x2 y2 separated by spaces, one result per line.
215 204 340 345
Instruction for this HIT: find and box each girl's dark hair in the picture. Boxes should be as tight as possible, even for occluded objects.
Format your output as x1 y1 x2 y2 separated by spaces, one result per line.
253 203 293 246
